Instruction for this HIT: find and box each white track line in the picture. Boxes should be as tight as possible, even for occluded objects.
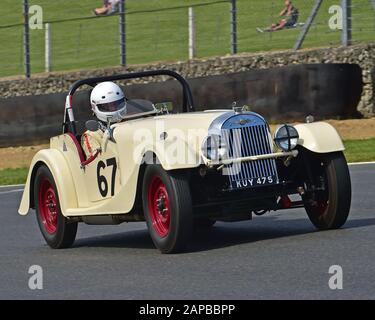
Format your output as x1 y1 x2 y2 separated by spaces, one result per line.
348 161 375 166
0 188 24 195
0 184 25 189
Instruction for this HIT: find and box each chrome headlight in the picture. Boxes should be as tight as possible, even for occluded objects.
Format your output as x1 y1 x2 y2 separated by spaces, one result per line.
201 134 228 161
274 125 299 151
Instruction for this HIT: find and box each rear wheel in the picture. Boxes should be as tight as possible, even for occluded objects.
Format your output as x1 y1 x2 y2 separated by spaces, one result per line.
302 152 351 230
142 165 193 254
34 165 77 249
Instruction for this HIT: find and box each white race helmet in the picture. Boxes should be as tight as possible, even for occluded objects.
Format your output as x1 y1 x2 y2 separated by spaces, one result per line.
90 82 127 123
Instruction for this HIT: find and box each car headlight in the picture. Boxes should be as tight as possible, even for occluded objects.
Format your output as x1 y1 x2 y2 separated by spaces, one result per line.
201 134 228 161
274 125 299 151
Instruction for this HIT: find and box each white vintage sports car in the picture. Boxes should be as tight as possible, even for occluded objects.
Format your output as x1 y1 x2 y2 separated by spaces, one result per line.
19 70 351 253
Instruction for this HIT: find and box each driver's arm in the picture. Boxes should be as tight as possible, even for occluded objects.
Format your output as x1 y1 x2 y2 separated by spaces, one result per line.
81 130 103 159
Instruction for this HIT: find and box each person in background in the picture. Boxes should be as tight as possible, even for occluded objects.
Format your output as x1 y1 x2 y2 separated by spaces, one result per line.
94 0 120 16
257 0 299 33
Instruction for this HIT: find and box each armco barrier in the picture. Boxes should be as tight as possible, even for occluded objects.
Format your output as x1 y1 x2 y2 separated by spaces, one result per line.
0 64 363 147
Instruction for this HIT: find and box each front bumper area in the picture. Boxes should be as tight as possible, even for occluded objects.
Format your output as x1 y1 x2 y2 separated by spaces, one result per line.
204 150 299 169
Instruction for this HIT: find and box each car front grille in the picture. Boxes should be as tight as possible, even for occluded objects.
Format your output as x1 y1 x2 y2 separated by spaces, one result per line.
222 123 279 190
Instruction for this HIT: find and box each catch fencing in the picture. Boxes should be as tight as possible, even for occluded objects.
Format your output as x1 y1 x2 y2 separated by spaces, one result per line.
0 0 374 78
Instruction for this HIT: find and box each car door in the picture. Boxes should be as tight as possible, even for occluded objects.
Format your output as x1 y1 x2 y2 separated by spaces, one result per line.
82 133 122 203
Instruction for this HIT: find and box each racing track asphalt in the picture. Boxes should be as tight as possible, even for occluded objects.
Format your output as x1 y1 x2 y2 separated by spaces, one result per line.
0 164 374 300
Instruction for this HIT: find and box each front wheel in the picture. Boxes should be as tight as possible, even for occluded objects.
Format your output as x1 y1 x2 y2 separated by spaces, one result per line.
302 151 351 230
34 165 77 249
142 165 193 254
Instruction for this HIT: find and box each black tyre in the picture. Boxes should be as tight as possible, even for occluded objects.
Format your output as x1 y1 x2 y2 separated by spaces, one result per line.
34 165 78 249
142 165 193 253
303 151 351 230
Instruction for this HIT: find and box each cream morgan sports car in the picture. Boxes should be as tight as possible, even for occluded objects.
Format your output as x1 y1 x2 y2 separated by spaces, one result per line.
18 70 351 254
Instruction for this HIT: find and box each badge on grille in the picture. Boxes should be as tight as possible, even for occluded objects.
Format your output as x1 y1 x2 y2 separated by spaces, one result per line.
238 119 251 126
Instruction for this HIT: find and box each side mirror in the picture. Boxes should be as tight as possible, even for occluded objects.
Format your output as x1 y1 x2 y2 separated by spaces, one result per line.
85 120 100 132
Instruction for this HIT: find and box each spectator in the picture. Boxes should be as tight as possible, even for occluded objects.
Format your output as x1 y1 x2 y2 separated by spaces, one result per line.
94 0 121 16
257 0 299 33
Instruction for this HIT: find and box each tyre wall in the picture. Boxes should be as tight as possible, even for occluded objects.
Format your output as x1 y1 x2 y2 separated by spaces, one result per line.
0 64 364 147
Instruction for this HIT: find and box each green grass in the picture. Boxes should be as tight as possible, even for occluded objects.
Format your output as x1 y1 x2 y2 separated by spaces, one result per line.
344 138 375 163
0 0 374 77
0 168 29 186
0 138 374 185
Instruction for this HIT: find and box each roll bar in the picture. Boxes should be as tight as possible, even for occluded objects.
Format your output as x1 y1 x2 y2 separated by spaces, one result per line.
63 69 195 135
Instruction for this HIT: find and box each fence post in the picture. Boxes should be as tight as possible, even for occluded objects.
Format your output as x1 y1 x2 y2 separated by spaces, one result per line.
23 0 30 78
188 7 196 59
230 0 237 55
119 0 126 67
341 0 352 46
45 23 51 72
294 0 323 50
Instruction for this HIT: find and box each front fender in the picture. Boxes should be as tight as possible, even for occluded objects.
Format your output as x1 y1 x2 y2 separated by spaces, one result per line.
134 138 202 171
18 149 78 216
145 140 201 171
294 122 345 153
154 138 201 170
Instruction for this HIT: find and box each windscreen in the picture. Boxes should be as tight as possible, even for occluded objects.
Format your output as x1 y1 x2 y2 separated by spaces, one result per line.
125 99 157 117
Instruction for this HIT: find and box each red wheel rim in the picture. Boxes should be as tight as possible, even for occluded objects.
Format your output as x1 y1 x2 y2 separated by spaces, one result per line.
38 177 58 234
148 176 171 238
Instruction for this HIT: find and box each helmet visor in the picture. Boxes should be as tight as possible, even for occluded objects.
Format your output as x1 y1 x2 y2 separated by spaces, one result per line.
97 98 125 112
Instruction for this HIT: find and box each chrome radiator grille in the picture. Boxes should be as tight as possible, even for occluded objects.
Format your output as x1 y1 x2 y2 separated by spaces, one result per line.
222 124 279 190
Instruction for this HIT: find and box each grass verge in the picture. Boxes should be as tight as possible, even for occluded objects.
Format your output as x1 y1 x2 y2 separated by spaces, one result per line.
343 138 375 163
0 168 29 186
0 139 374 186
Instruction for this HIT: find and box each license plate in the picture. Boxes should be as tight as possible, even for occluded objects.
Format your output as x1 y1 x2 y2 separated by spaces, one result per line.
230 175 279 190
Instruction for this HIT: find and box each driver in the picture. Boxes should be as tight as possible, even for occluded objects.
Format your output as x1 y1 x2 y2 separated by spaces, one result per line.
81 81 127 159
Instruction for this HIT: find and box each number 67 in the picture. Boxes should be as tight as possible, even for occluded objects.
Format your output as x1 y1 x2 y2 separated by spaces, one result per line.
97 158 117 197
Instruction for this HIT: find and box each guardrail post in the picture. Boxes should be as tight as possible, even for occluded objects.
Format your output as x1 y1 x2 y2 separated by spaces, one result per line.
188 7 196 59
341 0 352 46
119 0 126 66
45 23 51 72
230 0 237 54
23 0 31 78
